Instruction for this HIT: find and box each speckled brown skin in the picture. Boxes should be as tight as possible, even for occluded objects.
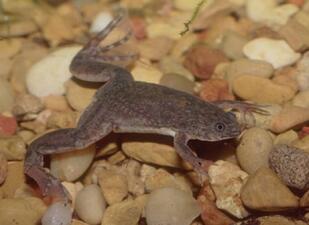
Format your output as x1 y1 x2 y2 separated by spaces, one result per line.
24 12 246 203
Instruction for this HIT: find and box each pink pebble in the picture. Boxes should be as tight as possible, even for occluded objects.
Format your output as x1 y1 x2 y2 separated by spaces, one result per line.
0 114 17 136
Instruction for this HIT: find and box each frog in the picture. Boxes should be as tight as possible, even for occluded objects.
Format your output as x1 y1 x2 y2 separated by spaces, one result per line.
24 10 267 225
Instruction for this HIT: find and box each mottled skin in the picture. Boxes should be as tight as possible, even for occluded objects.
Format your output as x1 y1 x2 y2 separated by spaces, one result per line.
24 12 264 207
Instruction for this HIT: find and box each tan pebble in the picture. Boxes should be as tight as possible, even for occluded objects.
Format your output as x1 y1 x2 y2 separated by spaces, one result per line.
0 38 22 58
0 161 25 198
43 95 71 111
270 105 309 133
101 196 146 225
62 181 83 208
65 79 98 111
47 111 78 129
0 136 26 160
0 57 13 79
138 37 174 61
20 120 46 134
274 130 298 145
170 33 197 60
98 169 128 205
0 19 38 38
0 153 7 184
184 45 229 80
146 21 183 40
10 41 48 94
12 94 44 116
14 183 37 198
240 167 299 211
50 144 96 181
0 78 15 113
236 215 307 225
122 134 187 169
95 134 118 158
159 56 194 81
300 190 309 207
272 67 299 93
131 59 163 84
208 160 249 218
159 73 195 94
107 151 126 164
71 219 90 225
0 197 46 225
220 31 248 60
232 75 296 104
292 90 309 108
292 135 309 153
236 128 273 174
174 0 203 11
199 79 234 102
296 51 309 91
198 193 235 225
146 187 200 225
145 169 192 193
75 184 106 225
17 130 35 143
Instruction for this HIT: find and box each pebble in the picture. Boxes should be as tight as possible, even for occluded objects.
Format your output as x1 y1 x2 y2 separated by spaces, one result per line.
208 160 249 218
292 135 309 153
12 94 44 116
0 136 26 160
0 78 15 113
184 45 229 80
0 19 38 38
243 38 301 69
273 67 299 93
75 184 106 225
42 95 71 111
130 16 147 40
0 38 22 58
122 135 186 169
296 51 309 91
98 169 128 205
0 153 7 184
61 181 83 208
292 90 309 108
174 0 202 11
90 11 113 33
199 79 234 102
170 33 197 60
47 111 78 129
269 145 309 191
50 144 96 181
274 130 298 146
0 114 17 137
221 31 248 60
246 0 299 30
0 58 13 79
26 46 82 97
71 219 90 225
101 196 146 225
159 73 195 94
146 21 183 40
0 197 46 225
236 127 273 174
240 167 299 211
145 187 200 225
159 56 194 81
300 190 309 207
131 60 163 84
0 161 25 198
236 215 308 225
232 75 295 104
41 201 72 225
138 37 174 61
144 168 192 193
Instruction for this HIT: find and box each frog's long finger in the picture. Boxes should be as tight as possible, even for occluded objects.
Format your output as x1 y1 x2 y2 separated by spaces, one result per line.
92 53 138 62
99 29 133 52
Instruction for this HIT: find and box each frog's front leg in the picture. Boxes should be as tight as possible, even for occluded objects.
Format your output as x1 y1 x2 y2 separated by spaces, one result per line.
173 133 211 178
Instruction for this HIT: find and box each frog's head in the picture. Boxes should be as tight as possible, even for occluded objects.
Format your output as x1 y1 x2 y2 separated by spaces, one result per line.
197 111 241 141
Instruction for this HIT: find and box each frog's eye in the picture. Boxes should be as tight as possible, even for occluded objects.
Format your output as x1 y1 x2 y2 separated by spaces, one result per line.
215 122 225 132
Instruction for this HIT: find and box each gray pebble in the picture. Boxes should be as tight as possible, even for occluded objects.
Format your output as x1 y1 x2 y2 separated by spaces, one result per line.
269 144 309 191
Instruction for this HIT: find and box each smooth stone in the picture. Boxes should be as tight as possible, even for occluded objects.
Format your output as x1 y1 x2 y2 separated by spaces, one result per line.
50 144 96 181
75 184 106 225
26 46 82 97
131 60 163 84
72 219 90 225
243 38 301 69
145 187 200 225
0 38 22 58
300 190 309 207
292 135 309 153
274 130 298 145
221 31 248 60
269 145 309 190
101 196 146 225
292 90 309 108
42 201 72 225
199 78 234 102
0 153 7 184
159 56 194 81
0 78 15 113
0 161 25 198
47 111 78 129
232 75 296 104
240 167 299 211
208 160 249 218
43 95 71 111
90 11 113 33
296 51 309 91
0 136 26 160
236 215 307 225
236 128 273 174
98 169 128 205
0 197 46 225
138 37 174 61
159 73 195 94
174 0 203 11
12 94 44 116
0 114 17 136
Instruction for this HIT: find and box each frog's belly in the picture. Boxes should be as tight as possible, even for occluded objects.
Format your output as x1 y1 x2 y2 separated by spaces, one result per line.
112 125 176 137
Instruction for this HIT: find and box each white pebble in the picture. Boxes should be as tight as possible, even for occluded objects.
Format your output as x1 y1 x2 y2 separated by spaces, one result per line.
26 46 82 97
243 38 301 69
145 187 200 225
41 202 72 225
75 184 106 225
90 12 113 33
